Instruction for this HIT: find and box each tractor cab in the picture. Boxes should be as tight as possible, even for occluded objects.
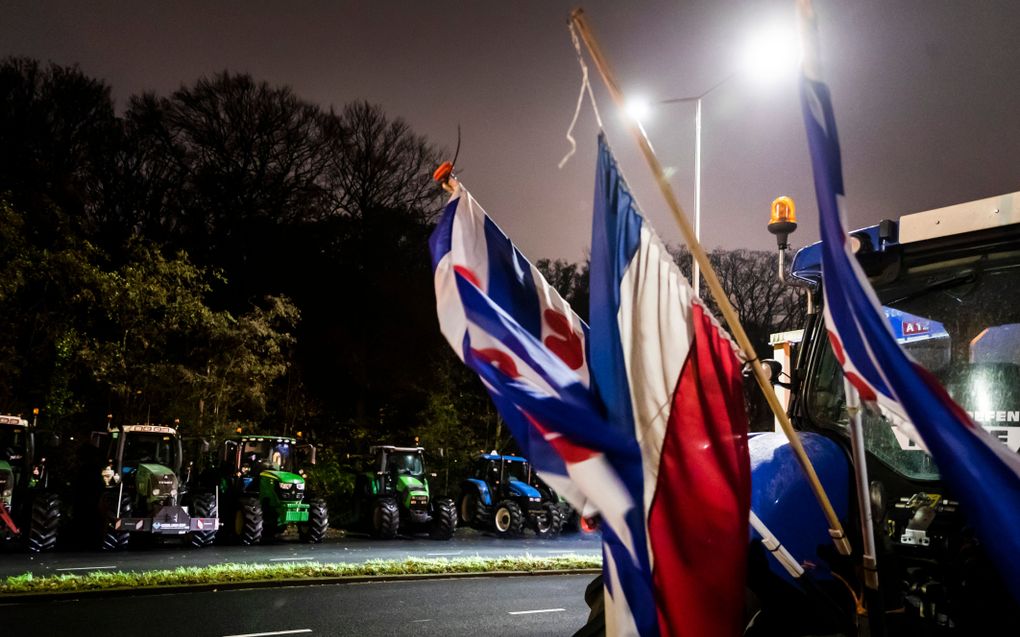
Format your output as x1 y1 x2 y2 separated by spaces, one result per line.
217 435 327 545
756 192 1020 633
459 452 564 538
83 421 218 549
351 445 455 540
0 415 29 491
0 413 61 551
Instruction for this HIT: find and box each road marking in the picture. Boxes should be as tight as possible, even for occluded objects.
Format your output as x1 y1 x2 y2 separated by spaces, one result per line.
426 551 463 556
508 608 566 615
55 566 117 572
268 557 314 561
221 630 312 637
410 619 433 623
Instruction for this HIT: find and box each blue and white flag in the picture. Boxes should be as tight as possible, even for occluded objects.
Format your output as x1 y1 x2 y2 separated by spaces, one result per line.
429 184 656 636
798 1 1020 601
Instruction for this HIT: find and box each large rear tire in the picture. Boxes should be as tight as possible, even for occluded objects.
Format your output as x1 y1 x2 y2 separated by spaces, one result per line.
429 497 457 540
99 492 131 551
493 500 524 538
27 492 61 553
187 493 218 548
372 497 399 539
234 497 263 546
299 498 329 544
534 501 564 538
458 490 490 529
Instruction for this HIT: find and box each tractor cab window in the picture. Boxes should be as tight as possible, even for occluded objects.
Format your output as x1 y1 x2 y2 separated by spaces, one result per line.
122 434 178 472
504 459 530 483
386 452 423 475
0 426 26 461
807 260 1020 481
240 440 294 474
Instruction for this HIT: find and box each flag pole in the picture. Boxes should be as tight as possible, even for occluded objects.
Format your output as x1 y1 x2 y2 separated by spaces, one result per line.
569 7 851 556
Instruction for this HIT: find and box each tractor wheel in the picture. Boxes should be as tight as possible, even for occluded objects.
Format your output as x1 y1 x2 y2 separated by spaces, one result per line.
187 493 218 548
100 492 131 551
27 492 61 553
493 500 525 538
299 498 329 544
429 497 457 540
234 497 263 546
458 491 490 529
534 501 564 538
372 497 399 539
261 506 282 544
559 501 581 533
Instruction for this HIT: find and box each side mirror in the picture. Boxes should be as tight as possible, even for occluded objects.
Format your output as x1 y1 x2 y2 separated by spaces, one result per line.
89 431 108 448
749 359 791 389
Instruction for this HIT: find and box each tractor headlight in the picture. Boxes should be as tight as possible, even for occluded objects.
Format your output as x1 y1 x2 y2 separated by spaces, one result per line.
530 497 541 502
295 482 305 491
279 482 292 490
152 488 160 495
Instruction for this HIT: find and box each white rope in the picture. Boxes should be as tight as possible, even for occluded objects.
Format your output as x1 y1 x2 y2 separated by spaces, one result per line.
559 22 604 169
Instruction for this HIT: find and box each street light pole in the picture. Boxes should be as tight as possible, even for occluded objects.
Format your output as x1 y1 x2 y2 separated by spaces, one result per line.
662 71 734 297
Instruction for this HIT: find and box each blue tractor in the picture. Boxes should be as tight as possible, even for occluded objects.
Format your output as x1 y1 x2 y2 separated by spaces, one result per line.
743 193 1020 635
458 452 564 538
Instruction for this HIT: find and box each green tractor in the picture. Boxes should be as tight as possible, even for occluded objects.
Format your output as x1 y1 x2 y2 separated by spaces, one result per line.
84 422 219 550
217 435 328 545
0 413 61 552
353 445 456 540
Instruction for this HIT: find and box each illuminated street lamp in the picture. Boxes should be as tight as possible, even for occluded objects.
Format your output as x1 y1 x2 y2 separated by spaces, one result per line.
653 24 800 296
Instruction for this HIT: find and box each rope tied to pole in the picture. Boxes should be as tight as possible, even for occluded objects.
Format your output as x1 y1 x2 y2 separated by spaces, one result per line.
559 21 603 169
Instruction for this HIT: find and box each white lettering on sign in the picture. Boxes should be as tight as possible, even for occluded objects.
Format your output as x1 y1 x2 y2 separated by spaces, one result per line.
968 410 1020 423
902 321 930 335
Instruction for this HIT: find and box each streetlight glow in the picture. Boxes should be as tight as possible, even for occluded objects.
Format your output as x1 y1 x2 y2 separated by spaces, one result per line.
740 24 801 84
624 96 652 123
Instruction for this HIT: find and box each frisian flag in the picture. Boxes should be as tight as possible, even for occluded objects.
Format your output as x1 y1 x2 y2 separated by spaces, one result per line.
589 134 751 637
429 184 655 636
433 180 743 636
798 2 1020 602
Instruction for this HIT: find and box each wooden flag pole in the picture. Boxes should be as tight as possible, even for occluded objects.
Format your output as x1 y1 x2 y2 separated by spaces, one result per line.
569 7 850 556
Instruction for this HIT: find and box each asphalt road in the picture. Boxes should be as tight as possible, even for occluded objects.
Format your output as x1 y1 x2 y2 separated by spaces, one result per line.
0 528 602 578
1 573 596 636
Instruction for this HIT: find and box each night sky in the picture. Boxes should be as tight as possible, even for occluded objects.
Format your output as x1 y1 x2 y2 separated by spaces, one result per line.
5 1 1020 262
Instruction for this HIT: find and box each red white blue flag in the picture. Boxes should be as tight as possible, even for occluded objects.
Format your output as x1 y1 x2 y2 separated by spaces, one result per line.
588 134 751 637
799 3 1020 601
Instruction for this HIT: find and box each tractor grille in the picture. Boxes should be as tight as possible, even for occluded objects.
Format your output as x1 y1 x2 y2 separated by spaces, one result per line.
409 495 428 509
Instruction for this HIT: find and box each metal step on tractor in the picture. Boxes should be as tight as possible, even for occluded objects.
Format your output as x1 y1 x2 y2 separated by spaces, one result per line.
216 434 328 545
80 421 219 550
458 452 564 538
352 445 456 540
0 412 62 552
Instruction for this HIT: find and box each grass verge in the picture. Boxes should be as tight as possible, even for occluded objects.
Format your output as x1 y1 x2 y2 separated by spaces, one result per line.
1 554 601 596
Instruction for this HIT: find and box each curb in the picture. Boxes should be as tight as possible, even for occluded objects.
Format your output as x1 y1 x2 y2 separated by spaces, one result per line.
0 568 602 604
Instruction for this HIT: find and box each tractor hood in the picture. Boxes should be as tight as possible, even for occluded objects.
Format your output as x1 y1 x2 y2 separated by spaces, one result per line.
508 478 541 499
137 463 178 501
260 469 304 485
396 474 428 496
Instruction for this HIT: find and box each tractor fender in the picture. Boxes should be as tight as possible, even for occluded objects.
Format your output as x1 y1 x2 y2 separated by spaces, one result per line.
748 431 851 584
507 478 541 500
463 478 492 506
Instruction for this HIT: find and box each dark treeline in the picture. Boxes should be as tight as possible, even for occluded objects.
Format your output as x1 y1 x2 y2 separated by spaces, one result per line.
0 58 805 496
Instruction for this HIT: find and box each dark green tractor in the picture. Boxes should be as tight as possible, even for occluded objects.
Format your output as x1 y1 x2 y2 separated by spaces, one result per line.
218 435 327 545
353 445 456 540
0 413 61 552
84 423 219 550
